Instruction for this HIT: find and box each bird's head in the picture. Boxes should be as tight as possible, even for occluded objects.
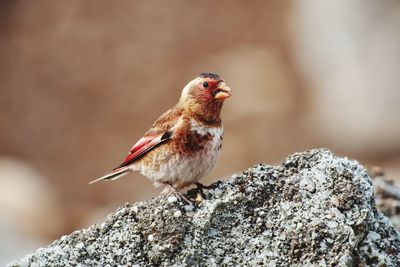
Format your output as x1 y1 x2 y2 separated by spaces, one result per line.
178 73 231 122
180 73 231 103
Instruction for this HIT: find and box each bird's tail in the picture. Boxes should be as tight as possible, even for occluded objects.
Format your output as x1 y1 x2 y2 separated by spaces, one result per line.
89 167 131 184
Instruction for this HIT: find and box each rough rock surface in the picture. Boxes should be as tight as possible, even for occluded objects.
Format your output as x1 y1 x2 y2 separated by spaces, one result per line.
370 167 400 231
9 149 400 266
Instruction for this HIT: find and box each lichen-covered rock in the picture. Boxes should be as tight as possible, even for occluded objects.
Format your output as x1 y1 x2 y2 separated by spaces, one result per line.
9 149 400 266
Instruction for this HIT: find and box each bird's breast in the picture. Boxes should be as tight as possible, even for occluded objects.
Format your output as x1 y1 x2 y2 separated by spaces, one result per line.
171 120 223 182
139 118 224 185
179 118 223 156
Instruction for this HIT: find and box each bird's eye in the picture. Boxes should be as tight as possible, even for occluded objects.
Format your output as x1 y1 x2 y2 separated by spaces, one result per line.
202 82 208 88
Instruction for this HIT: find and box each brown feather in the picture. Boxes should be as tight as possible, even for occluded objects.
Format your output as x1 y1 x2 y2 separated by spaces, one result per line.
145 105 183 136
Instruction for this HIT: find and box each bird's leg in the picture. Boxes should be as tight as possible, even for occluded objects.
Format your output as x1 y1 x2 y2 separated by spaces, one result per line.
163 183 192 204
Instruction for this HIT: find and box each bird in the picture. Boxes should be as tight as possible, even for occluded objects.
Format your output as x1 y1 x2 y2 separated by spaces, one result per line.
89 73 231 202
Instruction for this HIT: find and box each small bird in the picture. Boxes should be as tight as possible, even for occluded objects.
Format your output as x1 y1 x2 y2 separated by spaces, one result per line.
90 73 231 201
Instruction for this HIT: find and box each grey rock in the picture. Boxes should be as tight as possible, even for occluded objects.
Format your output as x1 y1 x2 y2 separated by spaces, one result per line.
371 168 400 232
9 149 400 266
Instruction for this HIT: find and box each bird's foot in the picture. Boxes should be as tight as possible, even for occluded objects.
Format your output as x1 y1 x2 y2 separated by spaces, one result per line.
163 183 192 204
171 190 192 204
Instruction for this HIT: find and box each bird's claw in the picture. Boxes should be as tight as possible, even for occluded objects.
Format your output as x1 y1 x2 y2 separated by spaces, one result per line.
163 183 193 204
170 191 192 204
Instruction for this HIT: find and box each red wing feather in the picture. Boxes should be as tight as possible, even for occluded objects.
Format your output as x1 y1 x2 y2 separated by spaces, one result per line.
114 131 171 169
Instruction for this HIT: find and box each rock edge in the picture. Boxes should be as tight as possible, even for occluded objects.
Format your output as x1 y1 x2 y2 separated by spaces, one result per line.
9 149 400 266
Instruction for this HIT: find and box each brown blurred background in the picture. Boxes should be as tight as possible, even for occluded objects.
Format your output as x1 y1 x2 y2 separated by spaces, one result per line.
1 0 400 264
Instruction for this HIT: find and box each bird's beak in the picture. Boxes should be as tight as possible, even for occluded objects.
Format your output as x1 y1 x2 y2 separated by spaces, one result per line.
214 83 232 100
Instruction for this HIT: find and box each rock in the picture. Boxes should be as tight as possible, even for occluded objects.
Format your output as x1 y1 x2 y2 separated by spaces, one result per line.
8 149 400 266
370 167 400 231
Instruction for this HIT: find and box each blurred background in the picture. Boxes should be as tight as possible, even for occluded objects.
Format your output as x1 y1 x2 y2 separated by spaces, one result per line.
1 0 400 264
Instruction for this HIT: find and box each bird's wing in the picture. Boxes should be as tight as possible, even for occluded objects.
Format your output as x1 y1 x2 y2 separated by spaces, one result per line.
114 106 182 169
114 131 172 169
